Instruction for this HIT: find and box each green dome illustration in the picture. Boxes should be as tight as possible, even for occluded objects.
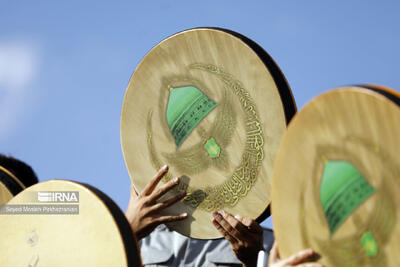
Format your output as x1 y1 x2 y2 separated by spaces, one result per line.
166 85 218 148
320 160 376 236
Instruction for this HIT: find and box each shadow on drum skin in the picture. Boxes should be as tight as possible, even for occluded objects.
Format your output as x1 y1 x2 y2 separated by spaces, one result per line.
159 174 199 237
164 198 196 238
179 174 208 210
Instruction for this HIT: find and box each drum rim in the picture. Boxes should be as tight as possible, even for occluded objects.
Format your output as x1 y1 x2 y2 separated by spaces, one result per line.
0 166 24 196
72 181 142 267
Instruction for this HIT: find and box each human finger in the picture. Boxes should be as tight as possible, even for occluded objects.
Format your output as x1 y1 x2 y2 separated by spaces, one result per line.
150 190 187 212
155 213 188 224
130 184 139 200
234 215 263 233
213 211 245 241
212 212 238 245
149 177 180 202
142 165 168 195
220 211 248 238
282 248 315 265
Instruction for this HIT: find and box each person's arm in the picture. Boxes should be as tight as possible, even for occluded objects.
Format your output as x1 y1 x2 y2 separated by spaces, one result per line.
125 165 187 240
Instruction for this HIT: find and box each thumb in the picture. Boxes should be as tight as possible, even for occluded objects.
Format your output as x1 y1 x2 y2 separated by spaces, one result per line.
268 241 280 263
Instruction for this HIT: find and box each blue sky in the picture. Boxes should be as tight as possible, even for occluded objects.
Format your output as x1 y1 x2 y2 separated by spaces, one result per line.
1 1 399 229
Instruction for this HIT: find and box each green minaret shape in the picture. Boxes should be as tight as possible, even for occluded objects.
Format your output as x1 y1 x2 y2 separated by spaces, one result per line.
320 160 376 236
166 85 218 148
